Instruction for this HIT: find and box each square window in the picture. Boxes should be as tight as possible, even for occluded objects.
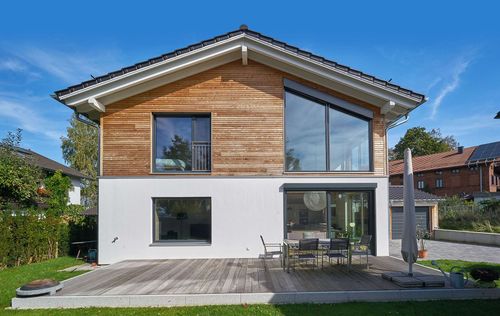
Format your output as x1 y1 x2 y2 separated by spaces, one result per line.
153 197 211 243
153 115 211 172
435 179 444 188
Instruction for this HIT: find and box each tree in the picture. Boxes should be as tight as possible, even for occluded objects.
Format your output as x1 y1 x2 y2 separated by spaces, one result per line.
61 115 98 207
0 129 42 208
162 135 192 170
391 127 458 160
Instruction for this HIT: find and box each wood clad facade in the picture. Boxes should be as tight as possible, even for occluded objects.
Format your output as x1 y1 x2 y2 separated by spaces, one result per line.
101 60 387 177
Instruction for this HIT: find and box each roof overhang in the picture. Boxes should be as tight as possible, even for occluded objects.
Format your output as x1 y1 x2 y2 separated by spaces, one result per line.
54 33 426 123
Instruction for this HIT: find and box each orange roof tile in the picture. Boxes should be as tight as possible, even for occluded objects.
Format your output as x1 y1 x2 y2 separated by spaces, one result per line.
389 146 477 175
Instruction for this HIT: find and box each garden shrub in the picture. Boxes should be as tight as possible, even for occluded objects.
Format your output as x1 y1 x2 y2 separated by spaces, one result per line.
439 197 500 233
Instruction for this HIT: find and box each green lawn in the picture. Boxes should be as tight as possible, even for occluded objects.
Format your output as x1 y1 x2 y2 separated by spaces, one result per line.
418 259 500 287
0 257 85 309
1 257 500 315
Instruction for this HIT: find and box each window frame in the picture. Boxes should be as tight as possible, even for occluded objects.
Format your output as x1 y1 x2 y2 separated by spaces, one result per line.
151 197 212 245
435 179 444 188
417 180 425 189
284 88 373 173
152 113 212 174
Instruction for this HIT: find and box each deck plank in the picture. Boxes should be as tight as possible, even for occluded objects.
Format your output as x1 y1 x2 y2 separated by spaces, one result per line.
58 256 447 297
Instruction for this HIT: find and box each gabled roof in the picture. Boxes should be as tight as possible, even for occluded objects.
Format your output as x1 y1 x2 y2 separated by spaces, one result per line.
53 26 426 123
15 147 88 179
389 147 476 175
54 27 424 102
389 185 442 201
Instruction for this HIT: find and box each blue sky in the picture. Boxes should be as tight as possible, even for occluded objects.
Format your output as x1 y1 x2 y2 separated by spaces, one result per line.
1 1 499 164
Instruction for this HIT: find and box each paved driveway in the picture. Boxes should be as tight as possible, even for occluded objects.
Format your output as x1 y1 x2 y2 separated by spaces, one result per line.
390 239 500 264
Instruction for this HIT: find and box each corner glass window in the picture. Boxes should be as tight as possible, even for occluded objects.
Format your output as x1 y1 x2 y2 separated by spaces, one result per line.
329 107 370 171
285 91 371 172
153 197 211 243
154 115 210 172
285 93 326 171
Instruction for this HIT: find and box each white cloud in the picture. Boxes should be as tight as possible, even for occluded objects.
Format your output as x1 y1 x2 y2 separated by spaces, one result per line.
0 58 27 72
0 98 64 141
429 56 473 119
5 46 121 84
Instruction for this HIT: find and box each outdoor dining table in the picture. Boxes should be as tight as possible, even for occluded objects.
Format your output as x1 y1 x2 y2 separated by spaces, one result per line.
282 238 352 273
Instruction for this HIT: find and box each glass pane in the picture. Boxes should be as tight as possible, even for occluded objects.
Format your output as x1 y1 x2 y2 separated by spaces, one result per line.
192 117 210 142
285 92 326 171
154 116 210 172
329 108 370 171
154 198 211 242
155 116 193 171
285 191 327 239
329 192 369 240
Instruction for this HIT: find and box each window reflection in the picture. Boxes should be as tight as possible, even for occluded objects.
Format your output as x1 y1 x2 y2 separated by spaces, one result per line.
285 92 326 171
329 108 370 171
284 90 371 172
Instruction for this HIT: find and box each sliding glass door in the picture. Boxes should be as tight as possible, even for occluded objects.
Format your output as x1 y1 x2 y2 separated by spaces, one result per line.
285 190 372 242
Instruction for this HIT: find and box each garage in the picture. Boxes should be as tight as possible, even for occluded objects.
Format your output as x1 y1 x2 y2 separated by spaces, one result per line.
391 206 429 239
389 186 442 240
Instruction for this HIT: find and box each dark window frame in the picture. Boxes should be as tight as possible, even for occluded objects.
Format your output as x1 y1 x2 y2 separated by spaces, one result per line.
152 113 212 173
152 197 212 245
283 187 376 255
284 88 373 173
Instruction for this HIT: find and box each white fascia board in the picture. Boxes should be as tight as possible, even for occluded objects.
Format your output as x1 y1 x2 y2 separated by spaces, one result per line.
60 34 246 106
60 32 423 113
245 37 422 109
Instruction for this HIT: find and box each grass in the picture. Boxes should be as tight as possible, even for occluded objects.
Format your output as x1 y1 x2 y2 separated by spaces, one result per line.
419 259 500 286
0 257 499 315
0 257 85 309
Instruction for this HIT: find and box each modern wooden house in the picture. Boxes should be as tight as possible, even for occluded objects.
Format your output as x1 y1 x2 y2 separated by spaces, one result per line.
53 26 426 264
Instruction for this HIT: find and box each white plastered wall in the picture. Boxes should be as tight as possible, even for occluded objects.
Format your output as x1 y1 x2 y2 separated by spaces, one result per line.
98 176 389 264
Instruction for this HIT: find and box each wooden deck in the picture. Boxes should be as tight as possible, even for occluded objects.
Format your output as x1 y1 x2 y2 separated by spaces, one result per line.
57 256 444 296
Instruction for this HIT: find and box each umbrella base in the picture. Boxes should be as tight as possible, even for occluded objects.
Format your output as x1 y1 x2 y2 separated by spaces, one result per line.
382 271 445 288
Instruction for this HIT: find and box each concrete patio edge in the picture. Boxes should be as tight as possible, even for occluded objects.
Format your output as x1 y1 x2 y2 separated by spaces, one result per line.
11 288 500 309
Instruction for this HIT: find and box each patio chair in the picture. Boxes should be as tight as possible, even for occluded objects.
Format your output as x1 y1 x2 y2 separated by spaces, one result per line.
324 238 349 267
293 238 320 270
260 235 282 269
351 235 372 269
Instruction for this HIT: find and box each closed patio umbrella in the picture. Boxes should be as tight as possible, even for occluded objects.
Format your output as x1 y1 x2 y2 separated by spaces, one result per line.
401 148 418 276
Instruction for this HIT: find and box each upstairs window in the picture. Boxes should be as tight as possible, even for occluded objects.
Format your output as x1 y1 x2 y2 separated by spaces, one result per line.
451 169 460 174
285 91 371 172
436 179 444 188
154 115 211 172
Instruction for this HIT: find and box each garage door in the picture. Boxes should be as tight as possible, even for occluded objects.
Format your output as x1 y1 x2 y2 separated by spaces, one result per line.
391 206 429 239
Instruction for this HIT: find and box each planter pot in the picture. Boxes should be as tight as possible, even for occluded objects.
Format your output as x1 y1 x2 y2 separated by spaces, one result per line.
418 249 428 259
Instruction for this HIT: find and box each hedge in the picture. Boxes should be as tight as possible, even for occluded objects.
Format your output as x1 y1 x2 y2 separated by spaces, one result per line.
0 209 70 268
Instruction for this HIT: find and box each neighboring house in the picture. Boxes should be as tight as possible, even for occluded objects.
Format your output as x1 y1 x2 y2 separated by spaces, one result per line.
388 186 442 239
53 26 426 264
15 147 87 205
390 141 500 199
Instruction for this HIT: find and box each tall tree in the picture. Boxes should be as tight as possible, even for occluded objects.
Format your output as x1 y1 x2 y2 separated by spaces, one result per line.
0 129 42 208
61 115 98 207
391 127 458 160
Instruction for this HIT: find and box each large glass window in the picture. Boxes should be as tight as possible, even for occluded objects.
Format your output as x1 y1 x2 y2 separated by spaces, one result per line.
285 191 371 242
285 93 326 171
329 108 370 171
154 115 210 172
285 91 371 172
153 197 211 243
